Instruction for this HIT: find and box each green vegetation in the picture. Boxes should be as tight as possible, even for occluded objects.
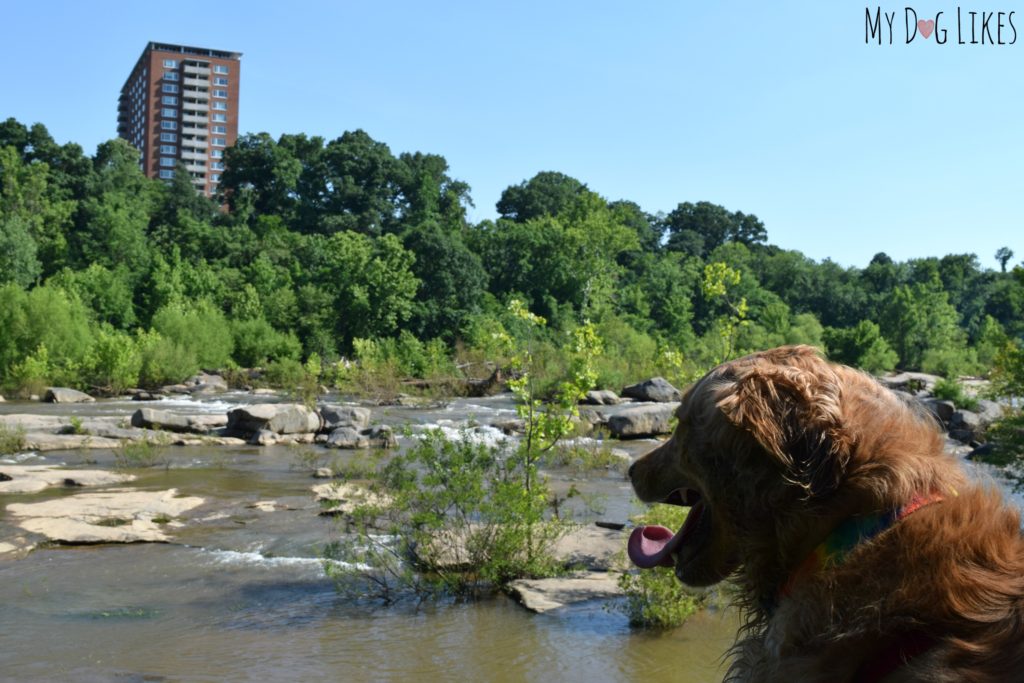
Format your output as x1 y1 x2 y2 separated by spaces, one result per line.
0 424 27 455
2 117 1022 401
616 504 708 627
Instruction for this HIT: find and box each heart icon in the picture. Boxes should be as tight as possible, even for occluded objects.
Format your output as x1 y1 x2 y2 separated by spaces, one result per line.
918 19 935 39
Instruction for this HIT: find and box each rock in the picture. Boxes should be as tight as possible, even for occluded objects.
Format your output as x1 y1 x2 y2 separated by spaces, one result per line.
975 399 1005 426
951 410 982 431
949 429 974 445
879 372 941 395
368 424 397 448
508 572 623 614
0 414 67 432
324 427 370 449
185 372 228 393
131 408 193 433
314 468 334 479
607 403 679 438
621 377 681 403
967 443 997 460
130 409 228 434
492 418 525 435
6 488 204 544
43 387 95 404
0 395 5 402
131 391 164 401
23 433 125 451
0 465 133 494
922 399 956 424
251 388 278 396
552 524 628 571
582 390 620 406
227 404 321 435
319 404 371 432
250 429 280 446
312 482 392 516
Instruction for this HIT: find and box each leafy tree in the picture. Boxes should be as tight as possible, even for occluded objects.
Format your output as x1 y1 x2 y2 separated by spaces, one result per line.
664 201 767 257
996 247 1015 273
496 171 588 222
0 215 41 288
823 320 898 374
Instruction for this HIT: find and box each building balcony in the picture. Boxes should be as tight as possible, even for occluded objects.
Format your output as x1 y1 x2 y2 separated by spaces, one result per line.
183 65 211 77
183 77 209 88
182 89 209 101
180 150 206 161
183 101 209 113
181 138 208 149
182 113 207 124
181 125 208 136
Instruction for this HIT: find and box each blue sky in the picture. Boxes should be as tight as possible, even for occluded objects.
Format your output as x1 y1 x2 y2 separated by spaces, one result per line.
2 1 1021 268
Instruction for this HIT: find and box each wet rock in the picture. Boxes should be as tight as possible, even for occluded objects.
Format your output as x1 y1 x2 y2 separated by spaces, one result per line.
607 403 679 438
967 443 997 460
582 390 620 406
0 465 133 494
6 488 204 544
227 404 321 435
949 429 975 445
951 410 982 431
621 377 681 403
368 425 397 448
250 429 280 446
312 482 392 516
313 468 334 479
324 427 370 449
43 387 95 404
319 404 371 432
131 391 165 401
492 418 525 435
508 572 623 614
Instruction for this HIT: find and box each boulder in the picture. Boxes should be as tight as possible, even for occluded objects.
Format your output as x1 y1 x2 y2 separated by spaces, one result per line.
131 391 165 401
250 429 280 446
879 372 941 395
368 424 397 448
621 377 681 403
185 372 229 393
0 465 133 494
43 387 95 404
508 572 623 614
582 390 620 406
6 488 204 544
131 409 228 434
951 410 982 431
324 427 370 449
607 403 679 438
226 404 321 435
23 433 124 451
552 524 628 571
319 404 371 432
922 399 956 424
975 399 1005 426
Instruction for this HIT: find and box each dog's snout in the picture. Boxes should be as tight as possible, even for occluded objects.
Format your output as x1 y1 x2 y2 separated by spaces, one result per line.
627 460 637 479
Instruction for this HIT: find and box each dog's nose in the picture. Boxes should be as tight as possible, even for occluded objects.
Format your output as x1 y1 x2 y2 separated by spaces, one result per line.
627 460 636 478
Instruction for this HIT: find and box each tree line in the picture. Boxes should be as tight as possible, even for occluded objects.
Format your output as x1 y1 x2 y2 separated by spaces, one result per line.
1 116 1022 395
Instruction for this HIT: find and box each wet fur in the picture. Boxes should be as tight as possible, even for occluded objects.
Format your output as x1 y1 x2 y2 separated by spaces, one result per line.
629 346 1024 682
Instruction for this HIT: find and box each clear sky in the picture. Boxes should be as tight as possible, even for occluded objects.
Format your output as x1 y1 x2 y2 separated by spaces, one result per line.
1 1 1021 269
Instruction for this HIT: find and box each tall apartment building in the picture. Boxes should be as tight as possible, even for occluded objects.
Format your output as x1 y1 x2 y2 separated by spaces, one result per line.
118 42 241 196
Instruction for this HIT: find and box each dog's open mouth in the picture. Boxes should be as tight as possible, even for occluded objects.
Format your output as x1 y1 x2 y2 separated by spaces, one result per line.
627 488 709 569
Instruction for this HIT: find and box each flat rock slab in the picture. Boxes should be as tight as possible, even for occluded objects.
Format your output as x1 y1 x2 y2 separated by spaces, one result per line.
553 524 627 571
0 465 133 494
43 387 95 403
508 571 623 613
312 482 392 516
606 403 680 438
6 488 205 544
23 433 126 451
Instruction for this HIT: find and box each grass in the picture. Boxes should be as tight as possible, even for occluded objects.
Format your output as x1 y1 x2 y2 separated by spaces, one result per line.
114 439 171 469
0 424 27 455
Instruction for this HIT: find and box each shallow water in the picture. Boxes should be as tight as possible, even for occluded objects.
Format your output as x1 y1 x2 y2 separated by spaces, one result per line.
1 393 739 682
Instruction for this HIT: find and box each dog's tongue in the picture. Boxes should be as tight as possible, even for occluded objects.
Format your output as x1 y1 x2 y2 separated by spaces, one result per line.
627 502 704 569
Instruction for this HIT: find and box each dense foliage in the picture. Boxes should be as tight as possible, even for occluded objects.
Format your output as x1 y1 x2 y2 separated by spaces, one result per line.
2 117 1023 398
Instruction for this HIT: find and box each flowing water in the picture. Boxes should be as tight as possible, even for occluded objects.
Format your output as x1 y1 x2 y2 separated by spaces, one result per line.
0 394 740 682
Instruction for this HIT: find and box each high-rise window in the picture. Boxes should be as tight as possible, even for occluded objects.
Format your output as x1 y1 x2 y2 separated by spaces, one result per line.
159 145 176 154
212 125 226 134
164 59 177 68
160 132 177 142
164 72 179 81
163 83 179 93
212 101 227 111
162 96 178 105
159 169 175 179
160 157 175 167
212 137 226 146
213 89 228 98
213 77 228 86
161 121 177 130
214 65 229 74
161 108 177 118
212 113 227 122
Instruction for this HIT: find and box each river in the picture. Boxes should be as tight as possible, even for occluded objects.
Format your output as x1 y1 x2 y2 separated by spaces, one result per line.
0 393 740 682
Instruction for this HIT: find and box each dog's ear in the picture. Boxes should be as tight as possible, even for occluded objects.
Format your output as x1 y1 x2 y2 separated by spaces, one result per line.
716 363 852 498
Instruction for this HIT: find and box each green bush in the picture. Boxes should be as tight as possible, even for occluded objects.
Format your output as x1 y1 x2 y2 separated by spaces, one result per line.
138 330 199 387
151 299 233 369
920 345 980 379
932 377 980 411
230 317 302 368
87 325 142 392
324 430 571 601
823 321 898 374
617 504 707 627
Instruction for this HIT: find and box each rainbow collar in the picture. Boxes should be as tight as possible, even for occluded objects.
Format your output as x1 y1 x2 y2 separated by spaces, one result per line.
768 491 951 612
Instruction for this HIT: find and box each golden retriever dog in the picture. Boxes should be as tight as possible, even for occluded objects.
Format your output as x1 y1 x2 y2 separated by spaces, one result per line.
627 345 1024 682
